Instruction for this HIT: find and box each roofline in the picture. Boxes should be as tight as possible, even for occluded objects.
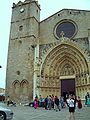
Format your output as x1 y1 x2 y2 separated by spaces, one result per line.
40 8 90 23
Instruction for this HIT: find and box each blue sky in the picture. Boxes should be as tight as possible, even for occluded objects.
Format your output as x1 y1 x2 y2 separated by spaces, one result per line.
0 0 90 88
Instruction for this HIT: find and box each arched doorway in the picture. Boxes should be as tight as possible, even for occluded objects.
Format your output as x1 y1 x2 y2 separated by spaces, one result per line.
60 77 75 102
40 40 89 98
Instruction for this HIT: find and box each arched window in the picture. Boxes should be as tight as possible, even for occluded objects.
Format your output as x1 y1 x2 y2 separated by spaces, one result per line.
21 80 29 95
12 80 20 95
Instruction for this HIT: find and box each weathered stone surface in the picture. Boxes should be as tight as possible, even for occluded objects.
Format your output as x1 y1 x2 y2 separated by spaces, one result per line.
6 0 90 103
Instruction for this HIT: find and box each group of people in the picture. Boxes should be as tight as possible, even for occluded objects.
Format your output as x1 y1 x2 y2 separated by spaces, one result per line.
33 94 84 120
7 96 16 107
33 94 83 110
44 95 61 111
34 95 62 111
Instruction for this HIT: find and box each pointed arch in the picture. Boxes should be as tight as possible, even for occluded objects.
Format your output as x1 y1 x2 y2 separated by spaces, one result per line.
12 80 20 96
20 79 29 95
41 41 89 78
40 40 89 97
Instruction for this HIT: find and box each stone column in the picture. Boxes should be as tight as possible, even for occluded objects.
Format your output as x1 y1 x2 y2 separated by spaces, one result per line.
33 38 40 100
88 29 90 52
86 74 89 84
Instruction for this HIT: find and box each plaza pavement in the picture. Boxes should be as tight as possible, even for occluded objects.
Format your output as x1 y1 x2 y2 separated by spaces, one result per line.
9 105 90 120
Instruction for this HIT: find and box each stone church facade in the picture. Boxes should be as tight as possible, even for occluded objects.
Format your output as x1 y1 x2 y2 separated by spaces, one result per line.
6 0 90 103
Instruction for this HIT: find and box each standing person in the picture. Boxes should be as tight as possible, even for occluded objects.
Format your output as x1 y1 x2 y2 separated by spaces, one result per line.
87 95 90 107
85 94 88 106
48 95 52 110
34 96 38 109
38 95 43 107
7 96 10 106
51 94 55 109
77 96 82 109
44 96 48 110
66 94 76 120
54 96 60 112
85 92 89 106
60 96 64 109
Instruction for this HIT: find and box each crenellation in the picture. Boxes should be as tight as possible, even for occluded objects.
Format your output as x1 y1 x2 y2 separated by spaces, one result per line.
12 0 40 10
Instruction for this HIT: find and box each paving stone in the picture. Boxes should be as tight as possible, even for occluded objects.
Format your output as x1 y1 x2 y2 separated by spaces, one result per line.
9 106 90 120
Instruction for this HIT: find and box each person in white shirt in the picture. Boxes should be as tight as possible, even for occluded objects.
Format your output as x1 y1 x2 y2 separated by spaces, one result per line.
66 94 76 120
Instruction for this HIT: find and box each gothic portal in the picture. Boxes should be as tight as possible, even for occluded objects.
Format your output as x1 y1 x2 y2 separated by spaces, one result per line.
6 0 90 103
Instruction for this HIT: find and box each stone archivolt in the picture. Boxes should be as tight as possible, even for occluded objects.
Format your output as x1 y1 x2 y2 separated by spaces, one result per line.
39 39 89 98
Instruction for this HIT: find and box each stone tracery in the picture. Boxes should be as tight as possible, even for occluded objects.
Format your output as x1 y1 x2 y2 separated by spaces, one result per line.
40 40 89 98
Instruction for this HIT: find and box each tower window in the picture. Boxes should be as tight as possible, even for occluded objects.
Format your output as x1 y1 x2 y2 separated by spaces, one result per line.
19 25 23 31
16 71 20 75
20 8 25 13
36 9 38 13
19 40 22 44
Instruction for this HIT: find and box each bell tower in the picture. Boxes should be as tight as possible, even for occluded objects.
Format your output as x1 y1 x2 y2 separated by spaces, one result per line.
11 0 40 39
6 0 40 103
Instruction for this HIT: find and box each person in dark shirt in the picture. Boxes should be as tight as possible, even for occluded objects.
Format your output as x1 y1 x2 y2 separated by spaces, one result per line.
44 96 48 110
54 96 60 112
